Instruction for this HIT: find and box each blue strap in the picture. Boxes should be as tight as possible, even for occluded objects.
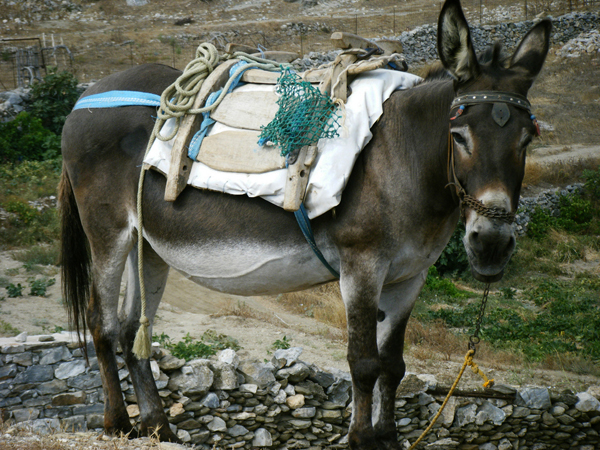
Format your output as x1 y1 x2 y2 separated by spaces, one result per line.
73 91 161 110
294 203 340 279
188 60 253 160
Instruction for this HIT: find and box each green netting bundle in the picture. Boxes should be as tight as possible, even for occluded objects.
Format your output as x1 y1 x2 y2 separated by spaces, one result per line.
258 68 342 162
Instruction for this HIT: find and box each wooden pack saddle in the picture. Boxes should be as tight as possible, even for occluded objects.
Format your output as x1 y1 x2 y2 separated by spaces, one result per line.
164 32 406 211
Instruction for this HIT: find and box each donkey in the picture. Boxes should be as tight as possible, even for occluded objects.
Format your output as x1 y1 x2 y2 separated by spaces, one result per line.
59 0 550 447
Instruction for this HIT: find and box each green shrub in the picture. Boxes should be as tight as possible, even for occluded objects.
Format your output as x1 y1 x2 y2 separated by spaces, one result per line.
271 335 291 350
435 222 469 276
582 165 600 200
6 283 23 298
27 69 80 135
29 277 56 296
527 194 595 239
425 279 600 363
0 112 61 163
421 266 470 302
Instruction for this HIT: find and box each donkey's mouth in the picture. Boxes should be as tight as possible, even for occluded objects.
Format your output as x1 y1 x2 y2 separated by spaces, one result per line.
471 267 504 283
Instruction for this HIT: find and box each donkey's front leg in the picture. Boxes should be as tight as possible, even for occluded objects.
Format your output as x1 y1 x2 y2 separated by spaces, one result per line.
372 271 427 450
340 260 385 450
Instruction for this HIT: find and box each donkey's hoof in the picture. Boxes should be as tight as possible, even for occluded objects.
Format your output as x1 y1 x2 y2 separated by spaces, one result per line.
105 420 139 439
374 429 402 450
141 424 182 443
349 431 380 450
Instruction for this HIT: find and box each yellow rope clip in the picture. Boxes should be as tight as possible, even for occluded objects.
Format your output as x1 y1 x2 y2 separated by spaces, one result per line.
407 349 493 449
465 350 495 388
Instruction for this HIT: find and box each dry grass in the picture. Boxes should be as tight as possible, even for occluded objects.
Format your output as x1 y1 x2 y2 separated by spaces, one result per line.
0 421 167 450
524 154 600 187
276 283 347 331
529 53 600 146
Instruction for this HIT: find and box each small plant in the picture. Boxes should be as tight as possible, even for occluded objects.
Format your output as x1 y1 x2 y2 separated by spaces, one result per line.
13 244 60 267
272 335 291 350
0 319 20 337
582 165 600 200
499 287 516 301
6 283 23 298
435 222 469 276
152 330 241 362
29 277 56 296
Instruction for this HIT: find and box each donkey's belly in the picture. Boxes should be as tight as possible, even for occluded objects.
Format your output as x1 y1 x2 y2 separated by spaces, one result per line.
147 236 335 295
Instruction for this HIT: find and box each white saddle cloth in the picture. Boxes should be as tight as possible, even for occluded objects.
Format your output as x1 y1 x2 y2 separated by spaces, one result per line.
144 69 422 219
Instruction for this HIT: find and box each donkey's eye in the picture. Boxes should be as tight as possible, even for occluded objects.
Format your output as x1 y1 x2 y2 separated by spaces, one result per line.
452 132 468 147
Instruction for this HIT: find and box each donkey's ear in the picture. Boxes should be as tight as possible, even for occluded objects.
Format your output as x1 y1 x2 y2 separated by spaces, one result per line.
509 19 552 79
437 0 480 83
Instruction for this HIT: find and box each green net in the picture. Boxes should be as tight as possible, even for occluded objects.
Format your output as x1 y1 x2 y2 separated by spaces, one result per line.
258 68 342 160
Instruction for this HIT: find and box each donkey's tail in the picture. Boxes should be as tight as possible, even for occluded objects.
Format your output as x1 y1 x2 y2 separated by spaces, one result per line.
59 166 91 352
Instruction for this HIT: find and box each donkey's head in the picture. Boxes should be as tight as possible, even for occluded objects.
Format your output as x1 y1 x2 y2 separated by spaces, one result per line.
438 0 551 282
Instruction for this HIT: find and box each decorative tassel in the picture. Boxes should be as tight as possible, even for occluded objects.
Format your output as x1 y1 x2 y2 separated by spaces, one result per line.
450 105 465 120
132 316 151 360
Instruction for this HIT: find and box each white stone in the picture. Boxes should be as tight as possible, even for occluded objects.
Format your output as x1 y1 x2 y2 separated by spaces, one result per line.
177 429 191 443
54 360 86 380
517 387 551 410
150 360 160 380
455 404 477 427
575 392 600 413
253 428 273 447
284 384 296 396
14 332 28 343
239 383 258 394
476 401 507 426
273 389 287 404
207 416 227 432
227 424 249 437
272 347 303 368
218 349 240 369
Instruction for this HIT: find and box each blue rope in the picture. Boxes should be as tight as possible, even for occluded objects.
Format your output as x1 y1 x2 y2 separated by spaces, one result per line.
294 203 340 279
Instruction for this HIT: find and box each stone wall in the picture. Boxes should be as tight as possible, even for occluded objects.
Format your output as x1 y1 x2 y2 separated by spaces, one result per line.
1 333 599 449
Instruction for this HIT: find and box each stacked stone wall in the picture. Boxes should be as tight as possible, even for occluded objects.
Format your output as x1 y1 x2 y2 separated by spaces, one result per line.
1 334 599 450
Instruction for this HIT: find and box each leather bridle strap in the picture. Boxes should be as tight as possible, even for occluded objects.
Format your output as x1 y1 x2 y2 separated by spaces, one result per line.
451 91 532 113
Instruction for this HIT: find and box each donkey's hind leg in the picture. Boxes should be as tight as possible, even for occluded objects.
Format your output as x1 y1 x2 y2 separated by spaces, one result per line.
372 271 427 449
118 240 179 443
86 232 137 437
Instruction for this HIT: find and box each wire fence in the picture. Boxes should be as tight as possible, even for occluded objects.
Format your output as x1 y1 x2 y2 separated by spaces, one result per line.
0 0 597 89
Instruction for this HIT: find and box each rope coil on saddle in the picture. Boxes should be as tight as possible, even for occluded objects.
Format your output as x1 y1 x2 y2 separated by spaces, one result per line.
132 43 289 359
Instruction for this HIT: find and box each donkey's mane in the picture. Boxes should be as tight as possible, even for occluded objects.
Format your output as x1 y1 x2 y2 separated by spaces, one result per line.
420 42 508 83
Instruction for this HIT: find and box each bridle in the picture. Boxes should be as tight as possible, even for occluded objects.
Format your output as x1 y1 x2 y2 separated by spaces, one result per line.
446 91 540 225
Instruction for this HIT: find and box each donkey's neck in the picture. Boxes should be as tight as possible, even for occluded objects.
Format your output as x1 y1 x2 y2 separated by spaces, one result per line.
374 78 457 217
